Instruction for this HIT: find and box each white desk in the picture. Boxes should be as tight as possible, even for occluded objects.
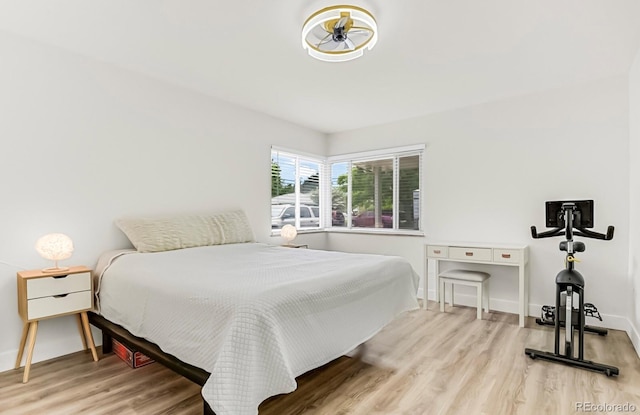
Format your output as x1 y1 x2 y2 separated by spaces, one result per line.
424 242 529 327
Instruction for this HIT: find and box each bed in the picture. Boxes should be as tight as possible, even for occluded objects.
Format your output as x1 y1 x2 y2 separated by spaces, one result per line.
91 211 419 415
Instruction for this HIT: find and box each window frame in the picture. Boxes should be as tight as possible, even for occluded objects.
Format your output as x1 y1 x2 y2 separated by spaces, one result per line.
271 147 325 234
327 144 424 235
271 144 424 236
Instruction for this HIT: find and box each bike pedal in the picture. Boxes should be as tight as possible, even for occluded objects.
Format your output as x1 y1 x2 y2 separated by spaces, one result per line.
541 305 556 323
584 303 603 321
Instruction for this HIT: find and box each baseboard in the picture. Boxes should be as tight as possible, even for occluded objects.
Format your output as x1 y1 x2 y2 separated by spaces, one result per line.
421 287 633 331
629 319 640 359
0 327 102 374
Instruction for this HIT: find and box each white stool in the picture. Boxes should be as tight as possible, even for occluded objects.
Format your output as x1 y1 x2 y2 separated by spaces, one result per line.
439 269 491 320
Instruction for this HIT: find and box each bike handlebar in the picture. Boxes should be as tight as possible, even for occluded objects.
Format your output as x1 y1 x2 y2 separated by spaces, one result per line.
531 225 614 240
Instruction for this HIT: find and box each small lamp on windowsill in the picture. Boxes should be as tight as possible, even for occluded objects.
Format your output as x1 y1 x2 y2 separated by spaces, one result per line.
281 225 298 247
35 233 74 272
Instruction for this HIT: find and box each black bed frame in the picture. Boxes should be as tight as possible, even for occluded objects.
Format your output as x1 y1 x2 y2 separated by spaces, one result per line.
88 312 215 415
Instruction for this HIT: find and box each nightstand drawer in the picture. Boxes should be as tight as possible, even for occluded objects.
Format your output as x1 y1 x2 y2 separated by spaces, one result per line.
427 245 448 258
27 290 92 320
493 249 520 264
26 272 91 299
449 247 492 261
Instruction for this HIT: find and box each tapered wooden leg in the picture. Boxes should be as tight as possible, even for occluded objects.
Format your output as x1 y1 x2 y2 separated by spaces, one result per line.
80 312 98 362
14 323 29 369
76 314 88 350
23 321 39 383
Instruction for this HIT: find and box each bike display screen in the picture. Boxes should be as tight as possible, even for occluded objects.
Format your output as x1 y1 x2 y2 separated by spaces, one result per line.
545 200 594 228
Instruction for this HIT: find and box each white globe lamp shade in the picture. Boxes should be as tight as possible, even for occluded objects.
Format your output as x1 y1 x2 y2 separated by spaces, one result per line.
281 225 298 245
35 233 74 272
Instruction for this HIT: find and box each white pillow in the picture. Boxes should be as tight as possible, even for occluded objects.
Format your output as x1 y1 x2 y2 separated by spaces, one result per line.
115 210 255 253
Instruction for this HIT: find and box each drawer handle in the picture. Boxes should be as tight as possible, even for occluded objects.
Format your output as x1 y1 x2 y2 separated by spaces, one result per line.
53 294 69 298
433 250 441 254
502 253 511 259
465 252 474 256
53 275 68 279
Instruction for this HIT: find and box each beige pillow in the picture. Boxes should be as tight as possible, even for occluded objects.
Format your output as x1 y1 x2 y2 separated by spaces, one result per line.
115 210 255 253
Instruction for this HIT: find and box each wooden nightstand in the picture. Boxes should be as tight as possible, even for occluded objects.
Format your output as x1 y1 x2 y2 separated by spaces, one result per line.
15 265 98 383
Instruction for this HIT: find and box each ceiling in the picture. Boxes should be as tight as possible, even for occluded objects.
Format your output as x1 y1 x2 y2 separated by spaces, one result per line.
2 0 640 133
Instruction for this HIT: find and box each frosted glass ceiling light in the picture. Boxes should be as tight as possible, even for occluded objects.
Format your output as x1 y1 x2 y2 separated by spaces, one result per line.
302 5 377 62
35 233 74 272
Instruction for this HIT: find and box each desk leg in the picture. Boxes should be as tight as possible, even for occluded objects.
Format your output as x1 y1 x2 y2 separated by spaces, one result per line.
423 256 429 310
23 321 38 383
434 259 440 304
14 323 29 369
80 312 98 362
423 258 441 310
519 264 526 327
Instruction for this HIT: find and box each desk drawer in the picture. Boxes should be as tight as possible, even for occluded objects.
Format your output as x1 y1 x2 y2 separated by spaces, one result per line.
427 245 448 258
494 249 520 264
27 272 91 299
449 247 492 262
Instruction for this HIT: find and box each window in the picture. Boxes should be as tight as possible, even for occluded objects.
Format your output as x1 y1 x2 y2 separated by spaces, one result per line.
271 145 423 234
330 162 348 228
329 145 423 232
271 148 323 232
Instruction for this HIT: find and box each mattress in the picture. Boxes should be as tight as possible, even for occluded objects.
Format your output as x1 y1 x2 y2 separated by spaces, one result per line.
96 243 419 415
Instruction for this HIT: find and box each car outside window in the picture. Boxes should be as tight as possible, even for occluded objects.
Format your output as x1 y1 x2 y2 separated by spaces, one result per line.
283 207 295 218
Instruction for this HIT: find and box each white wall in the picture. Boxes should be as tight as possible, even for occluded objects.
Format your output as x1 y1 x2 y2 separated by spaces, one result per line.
328 76 631 329
0 31 327 372
1 27 637 374
629 48 640 356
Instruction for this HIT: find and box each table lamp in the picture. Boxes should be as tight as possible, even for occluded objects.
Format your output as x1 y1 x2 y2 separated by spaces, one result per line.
35 233 74 272
281 225 298 246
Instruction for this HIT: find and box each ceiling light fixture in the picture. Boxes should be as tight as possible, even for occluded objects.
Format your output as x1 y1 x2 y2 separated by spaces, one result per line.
302 5 378 62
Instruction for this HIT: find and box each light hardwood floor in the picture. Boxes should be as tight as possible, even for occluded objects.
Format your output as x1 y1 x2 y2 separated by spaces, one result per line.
2 302 639 415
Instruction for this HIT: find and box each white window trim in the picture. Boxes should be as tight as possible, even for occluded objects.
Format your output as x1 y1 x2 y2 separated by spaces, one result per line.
327 144 425 163
271 144 425 236
271 147 324 234
272 146 325 162
327 144 425 234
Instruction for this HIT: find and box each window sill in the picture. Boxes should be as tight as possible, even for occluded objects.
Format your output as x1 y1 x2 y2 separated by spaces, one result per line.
271 228 424 237
326 228 424 237
270 229 325 237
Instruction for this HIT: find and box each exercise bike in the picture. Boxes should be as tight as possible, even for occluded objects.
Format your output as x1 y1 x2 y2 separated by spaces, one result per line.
524 200 619 376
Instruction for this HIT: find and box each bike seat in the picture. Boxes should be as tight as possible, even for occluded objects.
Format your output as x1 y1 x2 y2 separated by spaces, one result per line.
559 241 586 252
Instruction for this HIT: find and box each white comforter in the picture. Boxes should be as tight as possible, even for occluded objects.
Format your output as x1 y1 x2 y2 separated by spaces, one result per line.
97 243 419 415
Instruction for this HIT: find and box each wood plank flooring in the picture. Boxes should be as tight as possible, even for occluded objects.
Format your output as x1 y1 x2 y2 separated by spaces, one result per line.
2 302 639 415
